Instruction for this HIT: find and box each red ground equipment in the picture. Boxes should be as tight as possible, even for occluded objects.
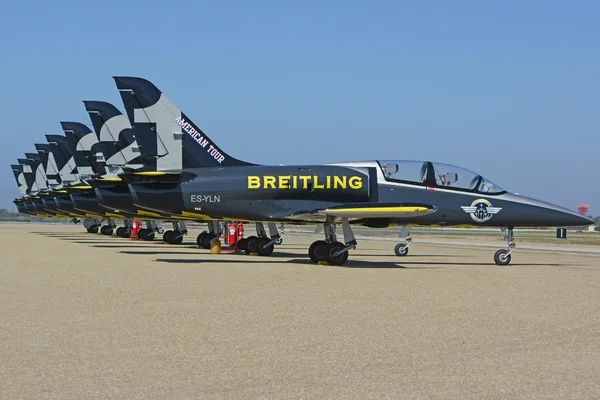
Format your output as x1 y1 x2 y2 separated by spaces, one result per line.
130 220 142 239
227 222 244 246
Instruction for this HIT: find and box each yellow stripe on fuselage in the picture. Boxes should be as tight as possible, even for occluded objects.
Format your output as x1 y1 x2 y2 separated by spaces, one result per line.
105 212 123 218
332 206 430 213
181 211 211 219
133 171 167 176
98 177 122 182
136 210 163 218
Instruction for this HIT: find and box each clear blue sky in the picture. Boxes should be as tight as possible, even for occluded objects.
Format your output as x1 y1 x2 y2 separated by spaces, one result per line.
1 1 598 214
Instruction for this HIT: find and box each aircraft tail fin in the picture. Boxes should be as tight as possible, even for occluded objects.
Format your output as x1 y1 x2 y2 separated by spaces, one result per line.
113 76 255 171
18 157 39 194
11 164 28 196
83 100 143 170
61 122 101 178
46 134 82 186
35 143 60 187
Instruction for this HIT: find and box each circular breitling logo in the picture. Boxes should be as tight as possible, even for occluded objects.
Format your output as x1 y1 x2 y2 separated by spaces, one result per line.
460 199 502 223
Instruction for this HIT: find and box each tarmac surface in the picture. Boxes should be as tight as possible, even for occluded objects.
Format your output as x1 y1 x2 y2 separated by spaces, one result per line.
1 222 600 399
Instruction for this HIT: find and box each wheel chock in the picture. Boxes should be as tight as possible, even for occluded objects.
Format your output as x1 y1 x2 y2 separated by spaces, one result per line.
210 239 222 254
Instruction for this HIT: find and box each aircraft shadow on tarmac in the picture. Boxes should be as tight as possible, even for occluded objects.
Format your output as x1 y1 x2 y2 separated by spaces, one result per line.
154 257 413 269
152 256 566 268
35 232 574 268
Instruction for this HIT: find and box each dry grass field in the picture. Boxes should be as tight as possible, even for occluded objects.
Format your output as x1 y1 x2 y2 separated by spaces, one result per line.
1 222 599 399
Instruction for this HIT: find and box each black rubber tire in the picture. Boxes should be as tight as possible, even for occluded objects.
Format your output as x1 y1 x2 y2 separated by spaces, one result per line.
105 228 113 236
89 225 99 234
116 227 124 237
196 232 208 247
308 240 328 263
138 228 148 240
257 239 274 256
163 230 174 243
325 242 349 266
143 231 155 241
236 238 248 251
121 229 131 238
246 238 259 253
100 225 107 235
170 233 184 245
203 233 218 249
494 249 511 266
394 243 409 256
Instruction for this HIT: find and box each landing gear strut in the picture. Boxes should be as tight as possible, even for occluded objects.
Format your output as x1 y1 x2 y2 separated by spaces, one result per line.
308 218 355 266
100 219 116 236
494 226 515 266
196 221 221 249
237 222 282 256
394 225 411 256
163 221 187 245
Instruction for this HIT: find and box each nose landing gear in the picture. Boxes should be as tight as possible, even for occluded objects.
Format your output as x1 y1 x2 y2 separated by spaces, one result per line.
394 225 411 256
494 227 515 266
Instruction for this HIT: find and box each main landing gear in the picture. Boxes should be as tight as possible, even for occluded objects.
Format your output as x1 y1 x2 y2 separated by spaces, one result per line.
99 219 116 236
163 221 187 245
394 225 411 257
100 225 114 236
494 226 515 266
84 218 101 234
116 226 130 238
196 221 221 249
138 221 163 241
236 222 282 256
308 218 356 266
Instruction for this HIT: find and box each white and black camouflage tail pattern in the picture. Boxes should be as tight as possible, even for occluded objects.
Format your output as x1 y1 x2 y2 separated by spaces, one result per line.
46 134 82 186
25 152 49 192
84 101 143 172
10 164 28 196
61 122 100 180
114 76 255 171
34 143 61 188
17 158 38 194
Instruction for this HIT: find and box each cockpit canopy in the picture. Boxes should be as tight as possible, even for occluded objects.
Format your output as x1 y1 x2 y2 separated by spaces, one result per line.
378 160 506 194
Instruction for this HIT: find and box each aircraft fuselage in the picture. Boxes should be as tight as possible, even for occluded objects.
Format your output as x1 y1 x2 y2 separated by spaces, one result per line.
126 164 590 228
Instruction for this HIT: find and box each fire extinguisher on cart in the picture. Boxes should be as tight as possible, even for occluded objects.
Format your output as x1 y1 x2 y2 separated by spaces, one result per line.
228 222 244 247
130 220 142 239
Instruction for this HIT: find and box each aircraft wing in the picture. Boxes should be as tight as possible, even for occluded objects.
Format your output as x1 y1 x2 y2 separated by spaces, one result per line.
285 202 437 222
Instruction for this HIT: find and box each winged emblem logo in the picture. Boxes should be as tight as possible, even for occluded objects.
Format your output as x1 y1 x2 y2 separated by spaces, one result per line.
461 199 502 223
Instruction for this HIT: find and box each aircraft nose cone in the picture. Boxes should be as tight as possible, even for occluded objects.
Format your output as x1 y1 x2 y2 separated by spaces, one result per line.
501 194 595 227
533 199 594 227
566 213 595 227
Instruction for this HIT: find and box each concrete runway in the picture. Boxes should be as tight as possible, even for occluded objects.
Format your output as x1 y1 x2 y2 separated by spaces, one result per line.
1 223 599 399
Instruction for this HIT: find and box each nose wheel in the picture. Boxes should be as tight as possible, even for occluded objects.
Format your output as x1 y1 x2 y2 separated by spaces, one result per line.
494 227 515 266
394 226 412 257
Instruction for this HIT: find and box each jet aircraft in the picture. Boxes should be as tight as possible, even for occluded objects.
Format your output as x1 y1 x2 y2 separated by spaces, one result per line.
109 77 594 266
10 77 594 266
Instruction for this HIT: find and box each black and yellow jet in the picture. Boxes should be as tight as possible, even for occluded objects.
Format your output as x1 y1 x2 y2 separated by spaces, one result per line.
110 77 593 266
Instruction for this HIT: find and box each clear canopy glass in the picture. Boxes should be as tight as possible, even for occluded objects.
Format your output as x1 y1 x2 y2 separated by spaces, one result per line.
378 160 506 194
380 160 428 183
